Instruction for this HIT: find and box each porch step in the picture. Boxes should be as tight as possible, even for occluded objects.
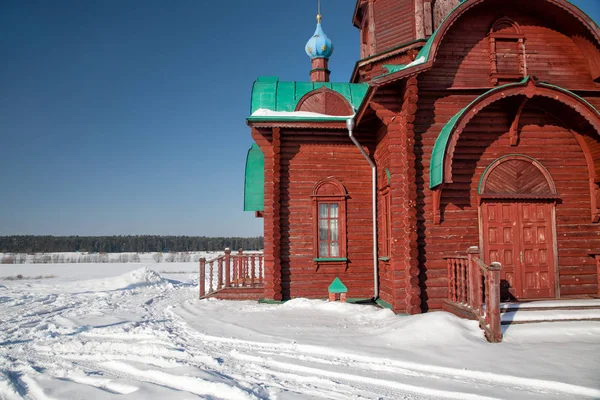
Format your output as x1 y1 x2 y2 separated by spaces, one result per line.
500 299 600 313
500 300 600 325
204 286 264 301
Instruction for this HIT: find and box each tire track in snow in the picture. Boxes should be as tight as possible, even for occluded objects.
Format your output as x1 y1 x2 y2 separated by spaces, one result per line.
166 303 600 400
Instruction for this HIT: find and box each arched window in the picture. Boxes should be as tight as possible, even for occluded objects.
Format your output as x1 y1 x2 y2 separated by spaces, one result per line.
311 178 348 261
379 168 392 259
488 18 526 86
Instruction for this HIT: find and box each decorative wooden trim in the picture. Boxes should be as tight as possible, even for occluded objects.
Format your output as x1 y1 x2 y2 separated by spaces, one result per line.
432 185 443 224
479 193 561 200
479 154 558 195
311 178 348 263
488 17 526 86
509 98 529 146
443 79 600 186
311 177 349 197
295 87 354 116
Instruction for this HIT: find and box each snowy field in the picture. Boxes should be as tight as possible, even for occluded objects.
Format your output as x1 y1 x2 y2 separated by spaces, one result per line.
1 262 600 399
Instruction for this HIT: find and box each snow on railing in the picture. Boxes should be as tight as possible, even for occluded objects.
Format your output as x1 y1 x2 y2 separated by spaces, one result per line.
199 248 264 298
446 246 502 343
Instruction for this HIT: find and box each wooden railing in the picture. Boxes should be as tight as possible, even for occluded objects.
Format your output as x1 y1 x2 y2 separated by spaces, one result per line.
199 248 264 298
446 246 502 343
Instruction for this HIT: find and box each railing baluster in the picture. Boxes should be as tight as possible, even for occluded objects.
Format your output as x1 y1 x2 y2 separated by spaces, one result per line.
199 257 206 297
250 255 256 285
208 260 214 293
238 249 245 287
259 255 264 284
218 257 223 290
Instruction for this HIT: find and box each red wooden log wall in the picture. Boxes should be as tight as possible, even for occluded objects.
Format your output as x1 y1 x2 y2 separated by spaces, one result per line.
372 0 415 54
278 131 374 299
410 5 600 311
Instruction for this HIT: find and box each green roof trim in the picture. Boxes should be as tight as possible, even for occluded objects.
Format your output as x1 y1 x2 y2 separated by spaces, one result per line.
328 277 348 294
430 77 530 188
247 115 352 122
430 77 600 189
382 64 408 74
315 257 348 262
243 143 264 212
249 77 369 116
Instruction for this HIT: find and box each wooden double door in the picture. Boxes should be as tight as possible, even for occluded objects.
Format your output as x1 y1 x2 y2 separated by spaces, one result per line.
481 201 556 300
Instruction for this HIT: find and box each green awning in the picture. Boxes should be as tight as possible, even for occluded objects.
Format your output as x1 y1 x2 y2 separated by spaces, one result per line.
244 143 264 212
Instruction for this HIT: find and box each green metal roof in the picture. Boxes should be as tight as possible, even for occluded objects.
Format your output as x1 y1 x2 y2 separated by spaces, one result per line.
430 77 600 188
249 76 369 116
244 143 264 212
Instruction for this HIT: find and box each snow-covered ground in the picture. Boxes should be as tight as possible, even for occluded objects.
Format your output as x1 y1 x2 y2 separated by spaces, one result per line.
1 263 599 399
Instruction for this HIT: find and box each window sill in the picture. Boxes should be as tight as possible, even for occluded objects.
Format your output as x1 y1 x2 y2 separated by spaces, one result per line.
378 257 390 262
314 257 348 262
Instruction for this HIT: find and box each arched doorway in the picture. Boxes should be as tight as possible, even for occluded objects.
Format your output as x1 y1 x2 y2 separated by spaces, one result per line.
479 155 559 300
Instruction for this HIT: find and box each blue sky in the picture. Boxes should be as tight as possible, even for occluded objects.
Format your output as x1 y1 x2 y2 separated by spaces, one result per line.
1 0 598 237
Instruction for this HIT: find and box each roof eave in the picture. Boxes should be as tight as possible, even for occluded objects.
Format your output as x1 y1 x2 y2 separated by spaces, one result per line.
371 62 432 87
247 119 350 130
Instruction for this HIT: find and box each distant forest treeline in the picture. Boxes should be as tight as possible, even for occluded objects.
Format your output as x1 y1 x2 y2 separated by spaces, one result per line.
0 236 264 254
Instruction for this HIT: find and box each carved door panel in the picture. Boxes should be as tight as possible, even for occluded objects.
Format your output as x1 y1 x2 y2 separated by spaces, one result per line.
482 201 556 300
518 203 556 299
482 202 521 300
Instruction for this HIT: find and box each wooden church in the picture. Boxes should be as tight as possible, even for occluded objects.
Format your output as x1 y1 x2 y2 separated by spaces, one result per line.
215 0 600 335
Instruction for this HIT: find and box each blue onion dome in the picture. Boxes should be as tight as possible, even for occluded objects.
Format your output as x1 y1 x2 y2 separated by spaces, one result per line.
305 15 334 59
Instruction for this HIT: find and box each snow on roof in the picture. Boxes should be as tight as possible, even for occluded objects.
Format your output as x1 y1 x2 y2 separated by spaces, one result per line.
250 108 354 119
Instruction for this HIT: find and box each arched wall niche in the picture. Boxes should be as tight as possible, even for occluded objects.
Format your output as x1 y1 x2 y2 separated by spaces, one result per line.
296 88 354 116
479 155 557 197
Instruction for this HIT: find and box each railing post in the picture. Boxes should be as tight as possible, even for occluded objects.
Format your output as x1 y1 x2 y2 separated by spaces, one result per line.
224 248 231 287
488 261 503 343
259 254 264 285
238 249 245 287
466 246 480 311
208 260 214 293
595 255 600 297
447 258 454 302
199 257 206 297
218 257 223 290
